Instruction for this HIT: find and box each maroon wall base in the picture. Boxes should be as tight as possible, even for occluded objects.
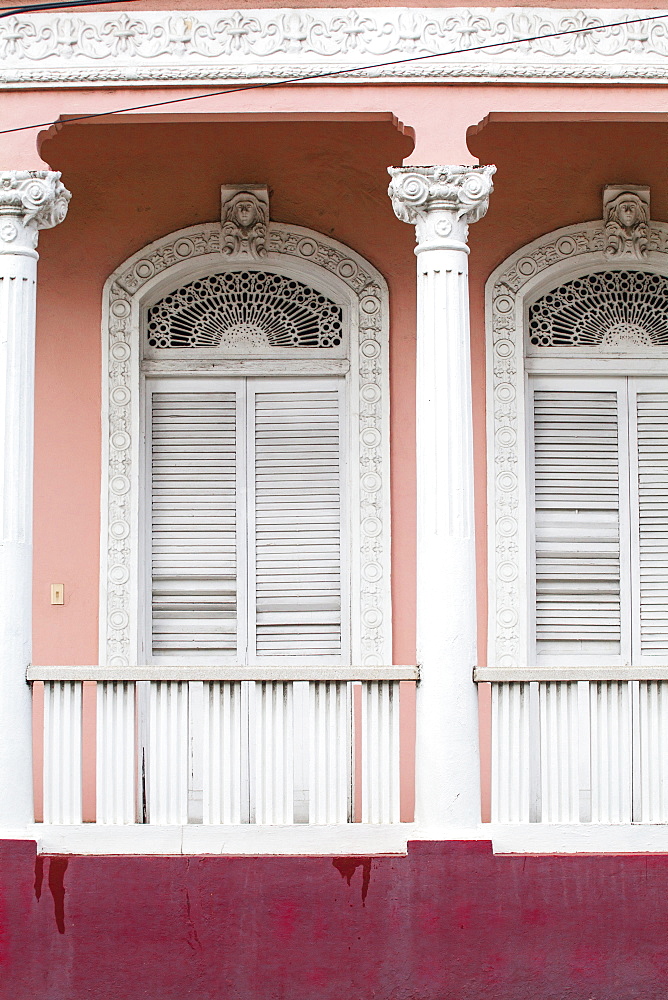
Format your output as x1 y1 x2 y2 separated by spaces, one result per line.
1 839 666 999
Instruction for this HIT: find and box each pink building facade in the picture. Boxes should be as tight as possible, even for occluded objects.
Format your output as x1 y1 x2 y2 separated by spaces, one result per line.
3 4 668 994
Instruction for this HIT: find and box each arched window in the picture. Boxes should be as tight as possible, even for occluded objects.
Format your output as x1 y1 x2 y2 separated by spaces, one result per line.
100 208 391 669
487 221 668 670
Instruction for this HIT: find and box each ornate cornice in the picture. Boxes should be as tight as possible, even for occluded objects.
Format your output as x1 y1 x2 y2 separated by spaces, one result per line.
388 165 495 250
4 9 668 87
0 171 70 251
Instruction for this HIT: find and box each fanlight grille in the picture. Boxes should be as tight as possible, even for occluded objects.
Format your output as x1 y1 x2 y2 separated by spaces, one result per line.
147 271 344 350
528 270 668 348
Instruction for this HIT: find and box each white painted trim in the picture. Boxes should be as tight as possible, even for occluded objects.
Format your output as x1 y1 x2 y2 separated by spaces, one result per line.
29 665 418 682
485 220 668 672
475 666 668 682
4 9 668 87
489 823 668 854
29 822 415 855
100 219 391 669
7 822 668 854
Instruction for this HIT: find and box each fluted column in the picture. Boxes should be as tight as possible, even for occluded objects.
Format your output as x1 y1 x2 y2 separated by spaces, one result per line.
388 165 495 832
0 171 70 828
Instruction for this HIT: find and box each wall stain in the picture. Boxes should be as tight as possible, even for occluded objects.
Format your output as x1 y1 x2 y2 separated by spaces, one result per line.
34 856 44 902
332 857 371 906
47 857 68 934
184 861 202 953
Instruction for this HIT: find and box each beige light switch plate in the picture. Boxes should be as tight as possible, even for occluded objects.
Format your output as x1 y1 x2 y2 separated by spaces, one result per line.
50 584 64 605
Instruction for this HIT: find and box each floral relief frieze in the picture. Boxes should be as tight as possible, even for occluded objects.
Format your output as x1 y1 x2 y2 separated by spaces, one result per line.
4 9 668 85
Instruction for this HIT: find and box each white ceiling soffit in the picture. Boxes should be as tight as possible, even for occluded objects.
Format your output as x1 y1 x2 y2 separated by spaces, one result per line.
3 8 668 88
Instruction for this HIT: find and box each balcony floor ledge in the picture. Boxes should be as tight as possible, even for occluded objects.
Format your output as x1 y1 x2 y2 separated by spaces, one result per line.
22 823 416 856
489 823 668 854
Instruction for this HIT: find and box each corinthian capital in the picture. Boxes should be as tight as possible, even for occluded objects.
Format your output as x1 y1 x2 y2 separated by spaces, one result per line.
388 165 495 251
0 171 71 251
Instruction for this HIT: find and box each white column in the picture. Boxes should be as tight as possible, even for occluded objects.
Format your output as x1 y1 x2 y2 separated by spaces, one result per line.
0 171 71 828
388 165 495 832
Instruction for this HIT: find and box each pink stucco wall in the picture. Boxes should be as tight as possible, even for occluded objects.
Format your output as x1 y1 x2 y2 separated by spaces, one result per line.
26 81 668 822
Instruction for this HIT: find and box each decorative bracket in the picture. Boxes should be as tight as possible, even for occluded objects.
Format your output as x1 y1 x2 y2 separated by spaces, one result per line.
603 184 650 261
387 165 495 251
220 184 270 259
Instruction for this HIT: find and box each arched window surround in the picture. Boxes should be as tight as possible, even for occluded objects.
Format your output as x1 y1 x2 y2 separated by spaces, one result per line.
486 219 668 671
100 221 391 667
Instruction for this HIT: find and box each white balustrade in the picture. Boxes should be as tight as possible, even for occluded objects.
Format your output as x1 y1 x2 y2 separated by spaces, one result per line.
478 667 668 824
96 680 135 824
29 665 416 828
203 680 242 825
43 681 82 825
362 680 400 824
309 680 350 825
148 680 189 825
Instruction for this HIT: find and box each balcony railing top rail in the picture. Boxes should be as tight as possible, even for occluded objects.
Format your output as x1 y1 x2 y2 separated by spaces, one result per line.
28 665 419 683
474 665 668 682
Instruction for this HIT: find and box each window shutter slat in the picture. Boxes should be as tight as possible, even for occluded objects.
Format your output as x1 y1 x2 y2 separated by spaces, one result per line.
151 391 238 657
533 387 622 657
636 392 668 657
252 388 343 658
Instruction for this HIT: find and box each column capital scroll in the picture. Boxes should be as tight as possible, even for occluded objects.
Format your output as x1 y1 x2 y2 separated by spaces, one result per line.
0 170 71 252
388 165 495 253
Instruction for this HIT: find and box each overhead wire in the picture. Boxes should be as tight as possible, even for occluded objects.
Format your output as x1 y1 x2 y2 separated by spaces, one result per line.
2 10 668 136
0 0 146 18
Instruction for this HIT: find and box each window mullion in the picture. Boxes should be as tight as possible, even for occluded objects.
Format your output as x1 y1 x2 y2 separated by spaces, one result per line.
244 378 258 666
618 377 635 666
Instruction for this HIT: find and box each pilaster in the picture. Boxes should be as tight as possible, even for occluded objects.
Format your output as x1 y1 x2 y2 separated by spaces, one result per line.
388 164 494 832
0 170 70 829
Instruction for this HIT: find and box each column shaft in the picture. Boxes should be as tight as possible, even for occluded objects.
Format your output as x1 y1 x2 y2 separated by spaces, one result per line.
0 171 70 829
388 165 495 832
0 248 37 827
415 247 479 829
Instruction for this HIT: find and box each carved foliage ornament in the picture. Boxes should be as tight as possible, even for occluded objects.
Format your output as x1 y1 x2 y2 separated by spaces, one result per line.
103 218 390 667
6 10 668 85
221 184 269 259
0 170 71 250
603 184 650 260
388 165 495 248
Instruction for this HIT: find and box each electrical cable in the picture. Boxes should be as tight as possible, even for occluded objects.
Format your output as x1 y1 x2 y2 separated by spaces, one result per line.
1 0 145 18
2 10 668 136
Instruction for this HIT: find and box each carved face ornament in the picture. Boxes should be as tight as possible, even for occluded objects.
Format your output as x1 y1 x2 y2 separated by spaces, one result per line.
617 198 641 229
232 199 257 229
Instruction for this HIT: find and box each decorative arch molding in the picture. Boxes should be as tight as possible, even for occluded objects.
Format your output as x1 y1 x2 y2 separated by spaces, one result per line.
486 219 668 670
101 220 391 666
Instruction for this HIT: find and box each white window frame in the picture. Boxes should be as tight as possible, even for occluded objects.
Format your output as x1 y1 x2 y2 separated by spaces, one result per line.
100 220 391 667
486 219 668 670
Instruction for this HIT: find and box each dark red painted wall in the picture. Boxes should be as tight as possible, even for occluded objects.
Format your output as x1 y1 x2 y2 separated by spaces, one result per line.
1 839 666 999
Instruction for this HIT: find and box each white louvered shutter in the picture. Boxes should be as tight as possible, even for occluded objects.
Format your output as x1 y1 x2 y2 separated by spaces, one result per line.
150 381 241 660
248 378 346 662
530 377 630 662
630 383 668 659
147 376 346 663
